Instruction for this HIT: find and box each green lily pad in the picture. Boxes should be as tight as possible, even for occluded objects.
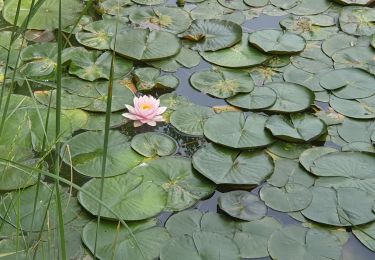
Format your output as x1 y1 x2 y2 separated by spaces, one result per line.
203 112 275 149
76 20 118 50
320 69 375 99
353 221 375 252
249 29 306 54
268 226 342 260
129 6 191 33
265 113 327 142
226 86 277 110
217 0 249 10
287 0 331 15
61 130 144 178
113 28 181 61
179 19 242 51
244 0 269 7
339 6 375 36
3 0 84 29
201 34 269 68
264 82 315 113
132 0 165 5
322 34 358 57
170 106 215 136
190 69 254 98
337 118 375 143
268 158 315 188
332 46 375 75
83 220 170 260
160 231 241 260
291 43 334 73
334 0 375 4
283 66 324 92
342 141 375 152
218 191 267 221
165 210 203 237
78 174 167 220
299 146 337 172
302 186 375 226
127 156 215 211
0 183 79 231
133 67 179 91
190 2 245 24
131 132 177 157
69 50 133 81
81 112 126 131
192 143 274 185
34 89 93 109
330 95 375 119
267 141 313 159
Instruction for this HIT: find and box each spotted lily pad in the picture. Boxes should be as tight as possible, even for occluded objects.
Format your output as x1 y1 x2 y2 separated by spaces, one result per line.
179 19 242 51
218 191 267 221
190 69 254 98
203 112 275 149
131 132 177 157
249 30 306 54
192 143 274 185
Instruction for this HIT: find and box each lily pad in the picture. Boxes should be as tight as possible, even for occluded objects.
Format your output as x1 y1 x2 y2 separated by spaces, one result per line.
265 113 327 142
287 0 331 15
76 20 118 50
133 67 179 91
339 6 375 36
3 0 84 29
190 69 254 98
61 130 144 178
83 220 170 260
268 226 342 260
330 95 375 119
131 132 177 157
127 156 216 211
203 112 275 149
264 82 315 113
218 191 267 221
113 28 181 61
353 221 375 252
322 34 358 57
299 146 337 172
332 46 375 75
267 141 313 159
201 34 269 68
337 118 375 143
192 143 274 185
217 0 249 10
165 210 203 237
226 86 277 110
302 186 375 226
129 6 191 33
170 106 215 136
320 69 375 99
283 66 324 92
79 174 167 220
249 30 306 54
179 19 242 51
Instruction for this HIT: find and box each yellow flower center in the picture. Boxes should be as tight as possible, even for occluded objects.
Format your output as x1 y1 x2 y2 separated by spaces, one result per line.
141 104 153 110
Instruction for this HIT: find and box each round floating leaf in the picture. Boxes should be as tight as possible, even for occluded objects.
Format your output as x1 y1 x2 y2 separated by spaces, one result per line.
339 6 375 36
234 217 282 258
283 66 324 92
249 29 306 54
165 210 203 237
76 20 118 50
291 43 333 73
179 19 242 51
129 6 191 33
287 0 331 15
244 0 269 7
3 0 84 29
342 141 375 152
302 186 375 226
265 113 327 142
127 156 216 211
113 28 181 61
299 146 337 172
34 89 93 109
192 143 274 185
217 0 249 10
170 106 215 136
333 46 375 75
226 87 277 110
79 174 167 220
330 95 375 119
218 191 267 221
133 67 179 91
334 0 375 4
320 69 375 99
264 82 315 113
203 112 275 149
132 0 165 5
268 226 342 260
260 184 313 212
131 132 177 157
322 34 358 57
0 183 79 231
83 220 170 260
190 69 254 98
61 131 144 178
69 50 133 81
337 118 375 143
190 2 245 24
267 141 312 159
81 112 125 131
353 221 375 252
201 34 269 68
268 158 315 188
160 231 241 260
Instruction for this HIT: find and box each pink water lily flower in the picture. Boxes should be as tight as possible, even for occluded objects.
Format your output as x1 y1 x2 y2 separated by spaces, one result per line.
122 95 167 127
